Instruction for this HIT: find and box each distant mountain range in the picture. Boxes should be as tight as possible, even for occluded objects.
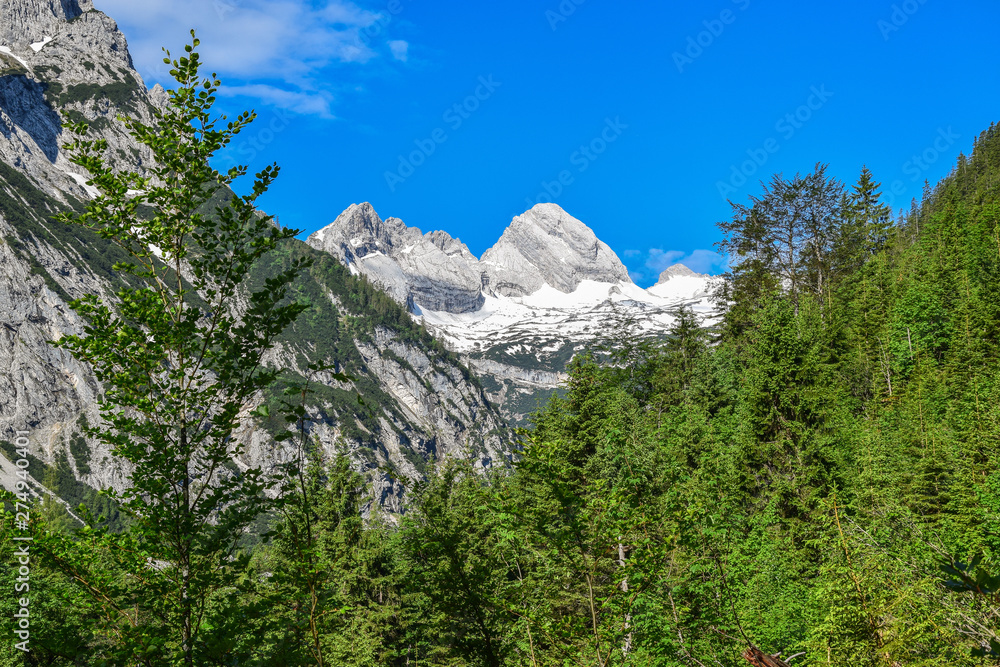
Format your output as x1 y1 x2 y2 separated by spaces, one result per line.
0 0 717 514
308 203 717 421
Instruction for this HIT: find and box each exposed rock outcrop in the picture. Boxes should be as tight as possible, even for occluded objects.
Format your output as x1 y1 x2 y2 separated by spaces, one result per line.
1 0 93 47
480 203 630 297
0 0 159 200
308 203 485 313
309 201 636 313
0 4 513 509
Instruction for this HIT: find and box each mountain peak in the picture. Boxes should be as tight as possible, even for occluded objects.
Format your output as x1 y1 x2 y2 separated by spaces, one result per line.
655 263 704 283
310 203 405 258
334 202 380 229
309 202 414 250
307 204 484 313
525 201 570 216
480 205 630 296
512 203 587 236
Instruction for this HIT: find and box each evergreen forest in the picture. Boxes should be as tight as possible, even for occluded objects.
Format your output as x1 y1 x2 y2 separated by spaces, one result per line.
3 41 1000 667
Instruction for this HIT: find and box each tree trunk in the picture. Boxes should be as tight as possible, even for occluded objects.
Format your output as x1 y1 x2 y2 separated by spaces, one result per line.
741 647 792 667
181 426 193 667
618 542 632 659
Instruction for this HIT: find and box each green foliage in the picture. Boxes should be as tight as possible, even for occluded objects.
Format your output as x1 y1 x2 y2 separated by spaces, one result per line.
43 78 141 114
12 32 1000 666
0 53 28 76
382 121 1000 665
39 32 309 666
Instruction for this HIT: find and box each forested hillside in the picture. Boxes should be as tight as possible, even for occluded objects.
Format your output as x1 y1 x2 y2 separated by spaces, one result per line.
371 125 1000 665
5 118 998 665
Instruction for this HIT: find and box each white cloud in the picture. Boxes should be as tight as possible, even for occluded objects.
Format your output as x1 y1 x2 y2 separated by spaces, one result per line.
219 84 335 118
645 248 727 275
93 0 406 116
388 39 409 62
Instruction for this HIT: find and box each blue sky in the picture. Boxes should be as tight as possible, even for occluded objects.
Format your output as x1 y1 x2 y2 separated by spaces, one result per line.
94 0 1000 286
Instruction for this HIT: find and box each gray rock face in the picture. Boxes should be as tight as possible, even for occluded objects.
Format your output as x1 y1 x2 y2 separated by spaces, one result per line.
0 0 158 202
0 5 512 509
1 0 93 47
308 203 486 313
310 201 634 315
480 203 630 297
655 263 704 283
0 218 118 495
0 1 161 500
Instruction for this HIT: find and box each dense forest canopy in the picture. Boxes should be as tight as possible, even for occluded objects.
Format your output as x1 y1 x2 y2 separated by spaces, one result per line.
3 39 1000 663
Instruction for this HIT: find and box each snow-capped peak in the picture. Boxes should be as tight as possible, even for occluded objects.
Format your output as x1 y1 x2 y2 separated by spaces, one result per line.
655 263 704 283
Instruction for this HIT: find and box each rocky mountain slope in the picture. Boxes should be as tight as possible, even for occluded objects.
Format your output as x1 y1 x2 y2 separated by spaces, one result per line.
480 203 631 296
0 0 511 514
308 203 717 421
309 202 485 313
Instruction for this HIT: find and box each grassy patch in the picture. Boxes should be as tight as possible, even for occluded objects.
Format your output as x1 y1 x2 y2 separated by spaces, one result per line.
0 56 28 77
44 78 141 114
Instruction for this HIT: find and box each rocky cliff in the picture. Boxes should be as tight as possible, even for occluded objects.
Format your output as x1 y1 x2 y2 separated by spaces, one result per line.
308 202 634 310
1 0 163 199
0 2 512 514
480 203 631 297
308 203 485 313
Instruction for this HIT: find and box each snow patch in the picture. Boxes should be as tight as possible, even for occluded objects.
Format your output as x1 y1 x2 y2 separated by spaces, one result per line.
518 281 614 309
65 172 100 198
415 276 717 356
646 275 714 301
0 45 30 70
29 36 52 52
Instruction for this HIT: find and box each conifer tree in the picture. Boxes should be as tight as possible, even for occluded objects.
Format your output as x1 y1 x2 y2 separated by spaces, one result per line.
833 166 892 279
